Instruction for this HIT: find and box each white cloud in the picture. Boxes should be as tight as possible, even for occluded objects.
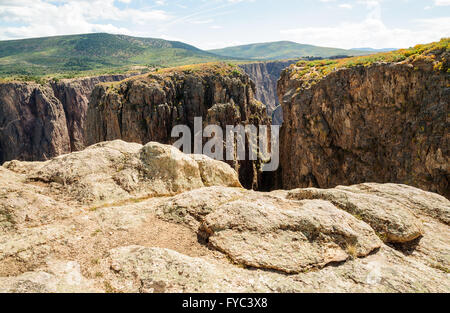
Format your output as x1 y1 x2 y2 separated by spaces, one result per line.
0 0 171 40
434 0 450 5
189 19 214 24
280 0 449 49
280 16 449 49
339 4 353 9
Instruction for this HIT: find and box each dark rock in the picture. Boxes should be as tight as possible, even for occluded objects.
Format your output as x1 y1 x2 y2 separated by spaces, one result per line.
0 74 134 163
277 50 449 198
239 60 298 117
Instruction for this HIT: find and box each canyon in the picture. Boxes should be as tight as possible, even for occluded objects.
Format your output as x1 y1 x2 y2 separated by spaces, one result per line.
84 64 270 189
1 41 449 198
0 39 449 293
239 59 298 122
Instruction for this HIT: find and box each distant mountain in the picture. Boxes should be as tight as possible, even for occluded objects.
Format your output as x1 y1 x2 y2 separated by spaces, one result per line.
0 33 228 77
351 47 397 52
208 41 371 60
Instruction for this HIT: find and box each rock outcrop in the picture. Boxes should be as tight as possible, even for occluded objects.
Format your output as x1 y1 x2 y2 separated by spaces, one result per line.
239 60 298 122
4 140 241 206
85 63 270 189
0 140 449 292
277 39 449 198
0 74 133 164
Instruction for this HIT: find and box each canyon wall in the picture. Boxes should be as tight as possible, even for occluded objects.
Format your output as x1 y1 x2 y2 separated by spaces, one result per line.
85 63 270 189
277 43 449 198
239 60 298 123
0 74 132 163
0 82 70 163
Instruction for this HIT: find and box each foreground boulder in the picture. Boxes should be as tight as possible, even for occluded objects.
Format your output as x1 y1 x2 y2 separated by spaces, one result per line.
3 140 241 205
287 184 426 243
200 198 382 273
0 141 449 293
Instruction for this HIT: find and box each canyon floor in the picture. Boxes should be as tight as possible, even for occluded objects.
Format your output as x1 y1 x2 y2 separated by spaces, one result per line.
0 140 448 293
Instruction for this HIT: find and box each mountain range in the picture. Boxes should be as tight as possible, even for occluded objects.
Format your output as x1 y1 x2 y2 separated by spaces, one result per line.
0 33 224 78
0 33 391 78
208 41 371 60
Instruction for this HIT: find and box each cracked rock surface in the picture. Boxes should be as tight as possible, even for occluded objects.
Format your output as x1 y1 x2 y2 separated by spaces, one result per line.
0 141 449 293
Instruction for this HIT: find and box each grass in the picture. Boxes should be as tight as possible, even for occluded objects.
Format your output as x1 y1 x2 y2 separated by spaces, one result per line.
289 38 449 87
346 244 358 259
99 62 249 91
153 62 244 77
430 263 450 273
0 33 238 79
0 67 147 85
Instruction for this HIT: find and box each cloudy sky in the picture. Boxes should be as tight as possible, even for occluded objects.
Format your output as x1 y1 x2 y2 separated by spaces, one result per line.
0 0 449 50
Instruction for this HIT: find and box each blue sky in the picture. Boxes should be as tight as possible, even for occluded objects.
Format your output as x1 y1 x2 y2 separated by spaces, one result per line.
0 0 449 49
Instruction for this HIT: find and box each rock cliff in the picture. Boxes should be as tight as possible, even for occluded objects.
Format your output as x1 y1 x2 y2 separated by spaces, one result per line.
0 140 449 292
239 60 298 122
85 63 270 189
277 39 449 198
0 74 133 164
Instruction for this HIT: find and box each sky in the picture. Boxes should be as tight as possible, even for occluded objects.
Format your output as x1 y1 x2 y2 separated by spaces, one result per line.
0 0 449 50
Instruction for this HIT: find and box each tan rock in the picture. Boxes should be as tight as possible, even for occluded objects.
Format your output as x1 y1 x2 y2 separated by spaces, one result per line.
5 140 241 205
200 198 382 273
0 260 100 293
106 245 305 293
157 186 247 228
190 154 242 188
0 140 449 293
287 183 427 243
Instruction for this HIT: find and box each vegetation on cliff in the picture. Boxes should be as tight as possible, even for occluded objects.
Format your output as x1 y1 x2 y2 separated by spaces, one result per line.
287 38 449 87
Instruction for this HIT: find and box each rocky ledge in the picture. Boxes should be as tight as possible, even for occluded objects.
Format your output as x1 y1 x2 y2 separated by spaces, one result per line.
0 140 448 293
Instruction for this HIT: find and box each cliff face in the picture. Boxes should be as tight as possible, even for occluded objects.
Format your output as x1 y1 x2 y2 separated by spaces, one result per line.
85 63 270 189
50 75 132 151
0 74 132 163
277 40 449 198
239 60 297 120
0 82 70 163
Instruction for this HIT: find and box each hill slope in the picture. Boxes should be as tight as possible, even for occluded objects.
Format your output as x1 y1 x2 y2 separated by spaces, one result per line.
208 41 370 60
0 33 227 78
